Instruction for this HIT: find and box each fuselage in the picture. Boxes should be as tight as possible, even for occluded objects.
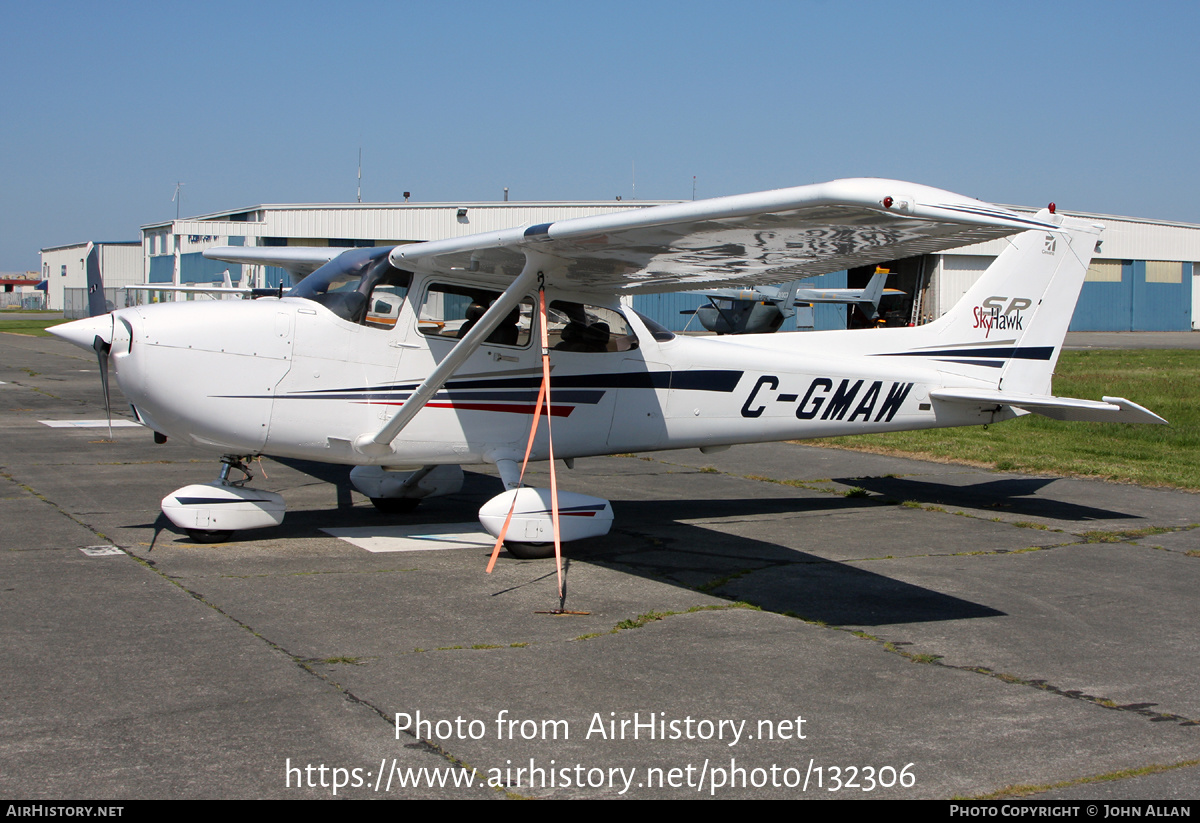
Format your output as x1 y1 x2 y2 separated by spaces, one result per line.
105 278 1000 469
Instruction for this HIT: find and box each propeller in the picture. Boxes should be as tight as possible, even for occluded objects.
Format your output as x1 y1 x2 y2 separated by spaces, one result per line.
92 334 113 441
47 314 118 439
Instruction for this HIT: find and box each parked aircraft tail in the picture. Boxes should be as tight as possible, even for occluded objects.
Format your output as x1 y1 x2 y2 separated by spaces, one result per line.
890 209 1102 396
872 211 1163 424
858 269 887 320
776 279 804 320
85 242 111 317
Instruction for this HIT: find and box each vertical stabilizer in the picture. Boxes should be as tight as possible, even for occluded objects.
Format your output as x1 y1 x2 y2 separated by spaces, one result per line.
84 242 109 317
858 269 887 319
775 279 804 320
905 210 1102 395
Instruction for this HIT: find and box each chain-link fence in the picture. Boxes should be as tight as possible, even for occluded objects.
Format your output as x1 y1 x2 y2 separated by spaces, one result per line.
63 288 161 319
0 293 46 310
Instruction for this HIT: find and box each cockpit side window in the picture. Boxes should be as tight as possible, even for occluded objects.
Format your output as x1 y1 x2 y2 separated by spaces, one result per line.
417 283 531 347
362 264 410 329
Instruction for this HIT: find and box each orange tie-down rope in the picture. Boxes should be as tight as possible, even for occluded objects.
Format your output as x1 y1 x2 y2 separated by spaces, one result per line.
486 285 565 598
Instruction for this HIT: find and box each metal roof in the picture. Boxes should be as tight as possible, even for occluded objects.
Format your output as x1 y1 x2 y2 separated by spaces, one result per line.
141 200 679 231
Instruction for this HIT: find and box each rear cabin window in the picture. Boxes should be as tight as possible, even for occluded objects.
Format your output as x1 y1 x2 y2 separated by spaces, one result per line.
547 302 639 353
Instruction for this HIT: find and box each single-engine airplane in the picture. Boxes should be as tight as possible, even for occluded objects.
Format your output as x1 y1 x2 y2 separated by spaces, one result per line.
681 268 903 334
51 178 1166 553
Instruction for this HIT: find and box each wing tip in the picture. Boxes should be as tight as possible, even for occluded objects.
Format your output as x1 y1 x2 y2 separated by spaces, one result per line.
1101 396 1170 425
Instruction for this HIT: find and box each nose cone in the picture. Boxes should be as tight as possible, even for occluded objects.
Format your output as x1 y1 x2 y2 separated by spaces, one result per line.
50 314 114 351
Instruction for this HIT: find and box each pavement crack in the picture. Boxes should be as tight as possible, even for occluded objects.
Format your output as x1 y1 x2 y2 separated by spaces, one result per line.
832 622 1200 727
0 470 117 544
971 756 1200 799
710 596 1200 728
573 602 761 642
955 667 1200 726
115 550 506 793
1078 525 1196 543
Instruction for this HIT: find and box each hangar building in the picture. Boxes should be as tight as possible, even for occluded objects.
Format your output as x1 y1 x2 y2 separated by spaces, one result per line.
138 200 673 292
53 199 1198 331
38 241 142 313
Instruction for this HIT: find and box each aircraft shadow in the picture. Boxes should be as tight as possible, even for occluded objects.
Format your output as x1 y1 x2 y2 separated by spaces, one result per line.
205 460 1005 627
576 498 1006 627
833 476 1138 522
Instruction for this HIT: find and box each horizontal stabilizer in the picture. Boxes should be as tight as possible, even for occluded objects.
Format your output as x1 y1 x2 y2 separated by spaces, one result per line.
930 389 1168 425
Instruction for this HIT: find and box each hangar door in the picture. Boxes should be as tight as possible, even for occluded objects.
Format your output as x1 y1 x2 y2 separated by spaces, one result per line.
1069 260 1192 331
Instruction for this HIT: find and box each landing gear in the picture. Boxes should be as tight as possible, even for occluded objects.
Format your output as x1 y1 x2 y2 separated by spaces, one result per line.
161 455 286 542
505 541 555 560
186 529 234 544
479 487 614 558
350 465 463 512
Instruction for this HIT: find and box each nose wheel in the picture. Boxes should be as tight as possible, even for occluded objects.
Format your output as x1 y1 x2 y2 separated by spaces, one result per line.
186 529 234 543
505 541 555 559
161 454 286 542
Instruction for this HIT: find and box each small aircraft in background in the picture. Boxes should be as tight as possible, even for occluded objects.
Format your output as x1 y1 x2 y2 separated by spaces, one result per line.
681 268 904 334
51 178 1166 555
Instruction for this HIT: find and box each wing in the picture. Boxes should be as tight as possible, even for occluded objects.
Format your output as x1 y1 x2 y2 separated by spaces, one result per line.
202 246 346 279
126 285 255 295
389 178 1058 294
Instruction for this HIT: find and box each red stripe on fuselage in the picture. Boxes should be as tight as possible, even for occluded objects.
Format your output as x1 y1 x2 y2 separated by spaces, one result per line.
358 401 574 417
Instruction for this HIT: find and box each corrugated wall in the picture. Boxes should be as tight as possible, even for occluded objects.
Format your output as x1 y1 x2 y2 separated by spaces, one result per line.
953 209 1200 262
1132 261 1191 331
148 256 174 283
179 252 243 284
1068 260 1192 331
204 202 673 243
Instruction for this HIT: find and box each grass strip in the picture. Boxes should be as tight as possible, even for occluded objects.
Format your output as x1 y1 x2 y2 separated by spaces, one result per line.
814 349 1200 490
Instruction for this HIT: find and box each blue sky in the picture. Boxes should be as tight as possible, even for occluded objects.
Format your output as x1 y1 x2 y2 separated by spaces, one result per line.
3 0 1198 272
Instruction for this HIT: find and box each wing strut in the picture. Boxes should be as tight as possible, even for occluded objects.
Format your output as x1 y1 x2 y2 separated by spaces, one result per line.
352 252 549 457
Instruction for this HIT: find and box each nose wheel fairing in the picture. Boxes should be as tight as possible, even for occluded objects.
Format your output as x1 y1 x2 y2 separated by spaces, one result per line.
161 458 285 541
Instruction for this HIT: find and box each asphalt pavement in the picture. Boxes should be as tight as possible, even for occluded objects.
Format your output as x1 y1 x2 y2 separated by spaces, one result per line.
1 330 1197 799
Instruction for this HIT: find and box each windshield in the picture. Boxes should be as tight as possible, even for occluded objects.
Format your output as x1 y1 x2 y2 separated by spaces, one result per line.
290 246 411 326
290 247 393 300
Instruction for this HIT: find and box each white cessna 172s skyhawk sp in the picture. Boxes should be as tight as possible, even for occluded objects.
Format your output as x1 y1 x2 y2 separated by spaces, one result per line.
52 178 1166 551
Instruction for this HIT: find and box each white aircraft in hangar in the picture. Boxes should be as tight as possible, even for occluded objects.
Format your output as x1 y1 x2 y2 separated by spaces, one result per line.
52 178 1166 554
